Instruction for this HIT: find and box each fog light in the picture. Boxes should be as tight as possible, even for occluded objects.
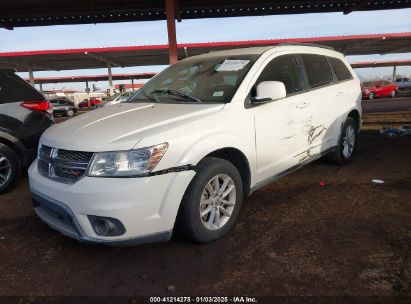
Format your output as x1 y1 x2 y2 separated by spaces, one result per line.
88 215 126 237
95 219 115 236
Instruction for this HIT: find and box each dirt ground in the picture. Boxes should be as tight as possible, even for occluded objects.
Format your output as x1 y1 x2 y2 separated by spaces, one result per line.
0 108 410 298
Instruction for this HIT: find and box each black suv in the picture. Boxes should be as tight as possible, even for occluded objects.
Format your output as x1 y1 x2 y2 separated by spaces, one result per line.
50 98 77 117
0 69 54 193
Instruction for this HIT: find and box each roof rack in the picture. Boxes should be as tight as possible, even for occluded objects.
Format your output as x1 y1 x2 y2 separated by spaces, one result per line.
277 42 335 50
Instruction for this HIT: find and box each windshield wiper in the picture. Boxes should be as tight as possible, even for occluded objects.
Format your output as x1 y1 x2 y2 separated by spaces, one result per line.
152 89 202 103
140 89 158 102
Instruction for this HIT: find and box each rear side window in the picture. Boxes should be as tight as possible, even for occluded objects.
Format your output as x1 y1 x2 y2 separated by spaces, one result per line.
327 57 353 81
301 54 333 88
256 55 302 95
0 71 44 104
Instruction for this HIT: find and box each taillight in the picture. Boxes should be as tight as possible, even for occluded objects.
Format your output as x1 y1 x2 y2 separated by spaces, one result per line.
21 101 52 114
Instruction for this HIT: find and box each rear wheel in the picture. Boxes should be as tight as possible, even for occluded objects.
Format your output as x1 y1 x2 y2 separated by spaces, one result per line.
390 90 396 98
326 117 358 165
368 92 375 100
176 157 243 243
0 144 21 193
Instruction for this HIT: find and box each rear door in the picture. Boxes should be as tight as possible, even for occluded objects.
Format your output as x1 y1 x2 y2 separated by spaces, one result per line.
295 54 339 156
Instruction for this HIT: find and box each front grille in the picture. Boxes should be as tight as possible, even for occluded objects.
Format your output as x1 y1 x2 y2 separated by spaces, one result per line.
57 149 94 161
54 166 85 180
38 145 94 184
39 145 52 159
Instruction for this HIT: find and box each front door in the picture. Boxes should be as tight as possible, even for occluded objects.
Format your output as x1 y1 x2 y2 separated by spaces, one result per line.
249 54 308 183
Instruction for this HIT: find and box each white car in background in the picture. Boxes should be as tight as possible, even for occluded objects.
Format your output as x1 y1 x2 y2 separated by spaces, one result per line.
103 91 134 107
29 44 361 246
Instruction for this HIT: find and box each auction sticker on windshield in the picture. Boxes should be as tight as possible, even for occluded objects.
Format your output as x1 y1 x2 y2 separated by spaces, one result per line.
216 59 250 72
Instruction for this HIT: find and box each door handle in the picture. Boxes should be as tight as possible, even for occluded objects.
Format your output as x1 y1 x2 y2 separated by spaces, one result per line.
336 92 344 97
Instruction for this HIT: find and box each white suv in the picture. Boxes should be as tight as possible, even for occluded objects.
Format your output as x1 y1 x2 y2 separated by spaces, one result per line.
29 45 361 245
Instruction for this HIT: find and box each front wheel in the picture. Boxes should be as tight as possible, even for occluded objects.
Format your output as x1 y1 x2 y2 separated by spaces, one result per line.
368 92 375 100
176 157 243 243
390 90 396 98
326 117 358 165
66 109 74 117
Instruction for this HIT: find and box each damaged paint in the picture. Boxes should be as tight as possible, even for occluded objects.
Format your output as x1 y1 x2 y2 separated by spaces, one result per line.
294 143 322 162
296 102 311 109
280 134 297 141
293 124 327 162
308 125 327 144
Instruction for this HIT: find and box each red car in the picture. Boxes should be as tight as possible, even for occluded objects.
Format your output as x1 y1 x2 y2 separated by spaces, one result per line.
78 98 102 108
361 80 399 100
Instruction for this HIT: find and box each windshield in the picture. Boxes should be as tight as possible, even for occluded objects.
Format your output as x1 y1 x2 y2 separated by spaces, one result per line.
363 81 376 88
127 55 258 104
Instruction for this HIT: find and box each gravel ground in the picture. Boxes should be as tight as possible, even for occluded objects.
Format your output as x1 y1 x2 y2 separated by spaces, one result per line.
0 130 410 298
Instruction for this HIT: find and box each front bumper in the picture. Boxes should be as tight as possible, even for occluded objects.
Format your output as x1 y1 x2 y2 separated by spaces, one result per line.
28 160 195 245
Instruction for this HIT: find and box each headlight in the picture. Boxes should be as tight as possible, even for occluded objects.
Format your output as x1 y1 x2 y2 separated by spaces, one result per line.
88 143 168 177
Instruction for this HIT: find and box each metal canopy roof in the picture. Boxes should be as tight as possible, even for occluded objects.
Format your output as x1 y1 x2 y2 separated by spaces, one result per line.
351 59 411 68
23 72 156 84
24 59 411 85
1 32 410 72
1 1 410 29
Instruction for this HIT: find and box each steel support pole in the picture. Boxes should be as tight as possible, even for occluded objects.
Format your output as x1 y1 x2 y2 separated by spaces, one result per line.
28 66 35 86
392 65 397 82
131 78 135 90
39 83 43 91
166 0 178 64
107 63 113 94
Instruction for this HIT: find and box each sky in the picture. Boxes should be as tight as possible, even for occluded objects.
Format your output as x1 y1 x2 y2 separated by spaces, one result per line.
0 8 410 91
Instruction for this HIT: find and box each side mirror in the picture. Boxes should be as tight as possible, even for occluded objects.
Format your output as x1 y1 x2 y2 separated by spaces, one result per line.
252 81 286 104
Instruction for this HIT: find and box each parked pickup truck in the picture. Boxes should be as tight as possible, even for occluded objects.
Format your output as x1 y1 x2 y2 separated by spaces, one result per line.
395 78 411 90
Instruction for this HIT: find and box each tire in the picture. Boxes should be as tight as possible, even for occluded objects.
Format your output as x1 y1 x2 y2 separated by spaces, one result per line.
390 90 396 98
326 117 358 165
368 92 375 100
66 108 74 117
176 157 243 243
0 143 21 193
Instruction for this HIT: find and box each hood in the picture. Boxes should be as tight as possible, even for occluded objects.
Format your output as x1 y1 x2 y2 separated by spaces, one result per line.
41 102 224 151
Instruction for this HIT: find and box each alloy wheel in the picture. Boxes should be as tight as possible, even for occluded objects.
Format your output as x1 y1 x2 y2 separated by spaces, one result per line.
0 154 12 188
199 174 236 231
342 125 355 158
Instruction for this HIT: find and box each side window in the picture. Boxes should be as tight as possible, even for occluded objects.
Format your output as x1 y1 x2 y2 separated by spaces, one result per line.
256 55 302 95
327 57 353 82
301 54 333 88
